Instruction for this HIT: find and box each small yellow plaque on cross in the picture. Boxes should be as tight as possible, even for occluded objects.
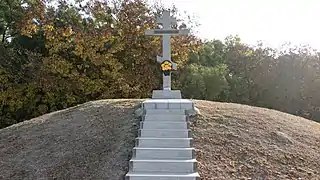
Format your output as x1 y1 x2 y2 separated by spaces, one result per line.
161 60 172 76
161 60 172 71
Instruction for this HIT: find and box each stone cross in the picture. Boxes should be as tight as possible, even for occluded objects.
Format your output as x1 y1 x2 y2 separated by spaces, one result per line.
145 10 190 91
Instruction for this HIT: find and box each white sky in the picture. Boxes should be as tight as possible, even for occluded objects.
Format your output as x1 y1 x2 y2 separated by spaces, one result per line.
152 0 320 50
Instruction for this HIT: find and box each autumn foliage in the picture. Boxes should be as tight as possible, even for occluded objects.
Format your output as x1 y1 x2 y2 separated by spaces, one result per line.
1 0 320 128
0 0 200 128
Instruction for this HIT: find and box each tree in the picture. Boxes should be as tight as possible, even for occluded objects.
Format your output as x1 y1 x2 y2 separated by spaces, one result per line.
0 0 202 128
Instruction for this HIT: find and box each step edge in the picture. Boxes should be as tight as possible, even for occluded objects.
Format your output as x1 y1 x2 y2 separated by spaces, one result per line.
141 121 189 123
139 129 191 131
126 172 200 176
133 147 194 150
129 159 198 162
136 137 193 140
126 173 200 177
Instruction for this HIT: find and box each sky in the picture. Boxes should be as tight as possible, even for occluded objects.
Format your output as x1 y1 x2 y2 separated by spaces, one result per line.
150 0 320 50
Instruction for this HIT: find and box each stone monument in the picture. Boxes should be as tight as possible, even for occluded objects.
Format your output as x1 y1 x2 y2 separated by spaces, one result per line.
145 10 190 99
125 10 200 179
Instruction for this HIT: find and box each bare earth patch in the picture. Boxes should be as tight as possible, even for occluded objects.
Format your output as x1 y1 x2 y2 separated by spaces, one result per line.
0 99 143 180
190 100 320 180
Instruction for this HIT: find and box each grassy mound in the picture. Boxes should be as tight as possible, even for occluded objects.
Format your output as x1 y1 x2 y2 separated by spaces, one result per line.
1 99 319 179
0 99 142 180
191 100 320 180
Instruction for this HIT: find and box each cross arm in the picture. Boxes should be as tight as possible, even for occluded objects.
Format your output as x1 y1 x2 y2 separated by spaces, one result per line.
145 29 190 36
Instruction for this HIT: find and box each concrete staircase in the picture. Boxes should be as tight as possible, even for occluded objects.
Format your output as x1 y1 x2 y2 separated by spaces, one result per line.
125 99 200 180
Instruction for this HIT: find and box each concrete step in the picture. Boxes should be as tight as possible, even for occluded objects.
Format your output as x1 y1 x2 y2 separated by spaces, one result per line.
144 114 187 121
139 129 191 138
125 172 200 180
129 159 197 173
141 121 188 129
133 147 195 160
145 108 186 115
136 137 193 148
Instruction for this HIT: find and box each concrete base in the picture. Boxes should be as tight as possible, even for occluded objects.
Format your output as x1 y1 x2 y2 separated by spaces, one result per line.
143 99 194 110
152 90 182 99
145 109 186 115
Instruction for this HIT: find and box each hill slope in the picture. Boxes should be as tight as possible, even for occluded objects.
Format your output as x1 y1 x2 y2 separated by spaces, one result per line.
191 100 320 180
1 99 319 180
0 99 143 180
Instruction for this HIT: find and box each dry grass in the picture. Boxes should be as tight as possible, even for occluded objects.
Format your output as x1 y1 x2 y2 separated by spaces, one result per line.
0 99 143 180
191 100 320 180
1 99 319 180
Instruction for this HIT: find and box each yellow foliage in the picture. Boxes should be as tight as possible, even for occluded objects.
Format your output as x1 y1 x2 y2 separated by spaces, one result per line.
21 24 39 37
244 49 254 57
43 25 55 32
62 27 73 37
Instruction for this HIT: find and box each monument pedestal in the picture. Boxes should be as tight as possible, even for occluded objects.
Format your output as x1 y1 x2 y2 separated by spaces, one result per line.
142 98 194 110
152 90 182 99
